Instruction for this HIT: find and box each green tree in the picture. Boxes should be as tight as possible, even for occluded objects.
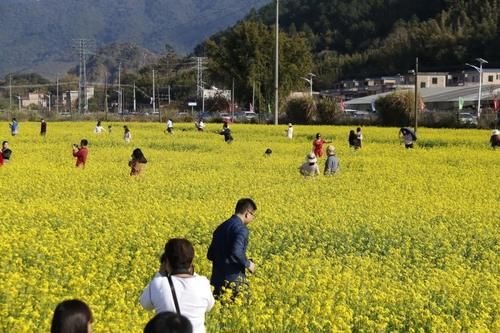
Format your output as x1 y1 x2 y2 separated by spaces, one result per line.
286 97 316 124
204 21 313 114
317 97 343 124
376 90 418 126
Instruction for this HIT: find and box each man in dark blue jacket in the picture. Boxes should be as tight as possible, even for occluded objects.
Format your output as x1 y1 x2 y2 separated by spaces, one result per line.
207 198 257 297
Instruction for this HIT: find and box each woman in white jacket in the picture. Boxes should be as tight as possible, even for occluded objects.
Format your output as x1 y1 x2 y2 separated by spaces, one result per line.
140 238 214 333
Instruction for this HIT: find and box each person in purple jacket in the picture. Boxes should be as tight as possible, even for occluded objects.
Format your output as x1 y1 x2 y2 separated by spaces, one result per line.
207 198 257 298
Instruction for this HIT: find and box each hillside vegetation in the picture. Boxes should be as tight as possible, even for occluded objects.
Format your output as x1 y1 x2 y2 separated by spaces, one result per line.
0 0 269 76
204 0 500 90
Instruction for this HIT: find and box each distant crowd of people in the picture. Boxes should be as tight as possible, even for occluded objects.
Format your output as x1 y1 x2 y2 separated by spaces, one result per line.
2 118 498 171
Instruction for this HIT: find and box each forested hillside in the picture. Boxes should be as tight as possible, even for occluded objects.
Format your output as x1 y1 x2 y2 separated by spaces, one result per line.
203 0 500 90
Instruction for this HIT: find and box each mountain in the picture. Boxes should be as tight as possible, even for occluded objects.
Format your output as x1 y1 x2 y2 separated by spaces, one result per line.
0 0 270 78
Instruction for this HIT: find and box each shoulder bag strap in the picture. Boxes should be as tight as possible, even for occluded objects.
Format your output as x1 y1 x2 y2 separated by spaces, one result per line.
167 274 181 315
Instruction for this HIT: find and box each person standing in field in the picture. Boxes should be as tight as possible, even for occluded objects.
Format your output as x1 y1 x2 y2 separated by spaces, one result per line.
140 238 214 333
312 133 330 158
490 129 500 149
9 118 19 136
51 299 93 333
2 141 12 163
324 145 339 176
286 123 293 139
123 125 132 143
348 130 361 149
129 148 147 176
95 121 105 134
40 119 47 138
356 127 363 148
299 152 320 177
207 198 257 298
166 119 174 134
72 139 89 168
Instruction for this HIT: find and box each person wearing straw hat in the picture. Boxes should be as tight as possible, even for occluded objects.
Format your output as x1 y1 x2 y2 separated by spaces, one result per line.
299 152 320 177
490 129 500 149
324 145 339 176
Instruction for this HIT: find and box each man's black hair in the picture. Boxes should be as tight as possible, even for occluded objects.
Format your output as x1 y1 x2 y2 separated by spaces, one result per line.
235 198 257 214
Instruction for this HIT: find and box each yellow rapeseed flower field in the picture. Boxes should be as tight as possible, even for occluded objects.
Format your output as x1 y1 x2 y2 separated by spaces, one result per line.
0 121 498 332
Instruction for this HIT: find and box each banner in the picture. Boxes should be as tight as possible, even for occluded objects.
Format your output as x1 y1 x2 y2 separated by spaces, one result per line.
493 96 499 111
458 96 464 110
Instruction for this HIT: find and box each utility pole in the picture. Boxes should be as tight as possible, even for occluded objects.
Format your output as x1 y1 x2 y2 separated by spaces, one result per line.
56 75 59 114
133 82 136 113
152 69 157 119
466 58 488 121
414 57 418 133
46 94 51 113
252 80 255 111
302 73 316 97
16 96 21 112
196 57 206 98
274 0 279 125
168 85 171 104
9 75 12 111
232 78 235 119
157 85 161 120
73 39 94 114
104 73 108 120
118 62 122 114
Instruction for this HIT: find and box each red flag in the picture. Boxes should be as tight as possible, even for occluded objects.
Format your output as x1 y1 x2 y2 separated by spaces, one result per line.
340 98 346 112
494 96 499 111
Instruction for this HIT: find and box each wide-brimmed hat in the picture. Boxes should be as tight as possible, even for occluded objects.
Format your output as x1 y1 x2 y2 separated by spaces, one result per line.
306 152 317 163
288 123 293 127
492 129 500 136
326 145 336 155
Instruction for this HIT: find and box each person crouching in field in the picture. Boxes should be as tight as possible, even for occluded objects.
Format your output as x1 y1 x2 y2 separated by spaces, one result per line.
129 148 147 176
299 152 320 177
324 145 339 175
72 139 88 168
490 129 500 149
